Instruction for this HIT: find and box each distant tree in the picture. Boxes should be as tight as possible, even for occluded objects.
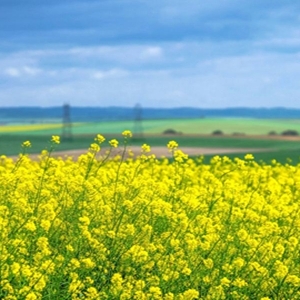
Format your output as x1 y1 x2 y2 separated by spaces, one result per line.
268 130 277 135
163 129 181 135
281 130 298 136
212 130 223 135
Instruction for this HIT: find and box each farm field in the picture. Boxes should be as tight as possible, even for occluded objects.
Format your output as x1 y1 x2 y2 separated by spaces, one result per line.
1 118 300 163
1 132 300 299
1 133 300 163
2 118 300 136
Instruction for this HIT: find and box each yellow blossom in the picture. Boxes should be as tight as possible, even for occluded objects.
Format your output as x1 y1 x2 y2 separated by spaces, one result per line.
2 131 300 298
22 140 31 148
51 135 60 144
232 278 248 288
220 277 231 287
109 139 119 148
244 153 254 160
180 289 199 300
89 143 100 153
25 292 38 300
167 140 178 150
94 134 105 144
24 221 36 232
141 143 151 153
122 130 133 138
85 287 100 299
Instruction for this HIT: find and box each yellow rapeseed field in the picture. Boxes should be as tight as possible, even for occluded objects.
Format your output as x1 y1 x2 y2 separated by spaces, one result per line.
1 131 300 299
0 124 63 133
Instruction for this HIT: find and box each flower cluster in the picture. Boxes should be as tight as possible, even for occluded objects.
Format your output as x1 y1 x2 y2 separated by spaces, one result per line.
51 135 60 144
22 141 32 148
122 130 133 138
1 135 300 299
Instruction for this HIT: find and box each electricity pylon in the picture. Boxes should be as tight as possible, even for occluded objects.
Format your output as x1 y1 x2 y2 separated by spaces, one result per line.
133 103 144 140
62 103 72 141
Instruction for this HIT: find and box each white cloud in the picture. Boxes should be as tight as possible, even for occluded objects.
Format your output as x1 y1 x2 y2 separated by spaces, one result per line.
140 47 163 59
93 68 130 80
11 44 165 66
23 66 41 76
3 66 41 78
4 68 21 77
1 37 300 108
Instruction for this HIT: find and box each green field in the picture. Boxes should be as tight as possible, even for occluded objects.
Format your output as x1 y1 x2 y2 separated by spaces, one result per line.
2 118 300 135
1 118 300 164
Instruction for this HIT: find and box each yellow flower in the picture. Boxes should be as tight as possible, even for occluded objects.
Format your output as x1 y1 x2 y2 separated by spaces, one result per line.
11 262 21 275
286 275 300 286
233 257 245 269
167 140 178 150
165 292 175 300
85 287 100 299
24 221 36 232
25 292 38 300
94 134 105 144
122 130 132 138
51 135 60 144
40 219 51 232
81 258 95 268
180 289 199 300
69 258 80 269
22 140 31 148
237 228 248 242
148 286 162 298
66 244 74 252
89 143 100 153
3 130 300 298
220 277 231 287
174 149 188 162
232 278 248 288
182 267 192 276
203 258 214 269
34 275 46 291
36 237 51 255
40 149 48 156
79 216 91 226
111 273 123 289
274 260 289 279
244 153 254 160
109 139 119 148
141 143 151 153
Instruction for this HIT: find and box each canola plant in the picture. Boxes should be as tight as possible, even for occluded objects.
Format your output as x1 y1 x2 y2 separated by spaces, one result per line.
0 131 300 299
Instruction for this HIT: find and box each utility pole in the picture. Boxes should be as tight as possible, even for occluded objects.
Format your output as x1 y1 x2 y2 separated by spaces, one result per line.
62 103 72 141
133 103 144 140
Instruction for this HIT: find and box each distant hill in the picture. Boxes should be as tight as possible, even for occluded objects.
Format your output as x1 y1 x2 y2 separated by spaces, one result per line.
1 106 300 123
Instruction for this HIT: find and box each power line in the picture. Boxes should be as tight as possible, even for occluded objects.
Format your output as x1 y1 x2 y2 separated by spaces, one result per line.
133 103 144 139
62 103 72 141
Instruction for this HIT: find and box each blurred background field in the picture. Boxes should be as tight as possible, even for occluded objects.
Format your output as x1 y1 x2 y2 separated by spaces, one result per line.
1 117 300 164
2 118 300 135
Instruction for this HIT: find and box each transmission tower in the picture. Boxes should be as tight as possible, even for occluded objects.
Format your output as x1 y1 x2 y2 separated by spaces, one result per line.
62 103 72 141
133 103 144 139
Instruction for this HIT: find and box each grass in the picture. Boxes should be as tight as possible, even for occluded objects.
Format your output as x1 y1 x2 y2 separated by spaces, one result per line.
1 133 300 164
1 118 300 164
2 118 300 135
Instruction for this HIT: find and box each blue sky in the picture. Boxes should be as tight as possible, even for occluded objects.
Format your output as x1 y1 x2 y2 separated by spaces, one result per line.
1 0 300 108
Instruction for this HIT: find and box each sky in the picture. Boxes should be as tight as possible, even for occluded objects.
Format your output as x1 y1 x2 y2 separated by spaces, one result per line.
1 0 300 108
